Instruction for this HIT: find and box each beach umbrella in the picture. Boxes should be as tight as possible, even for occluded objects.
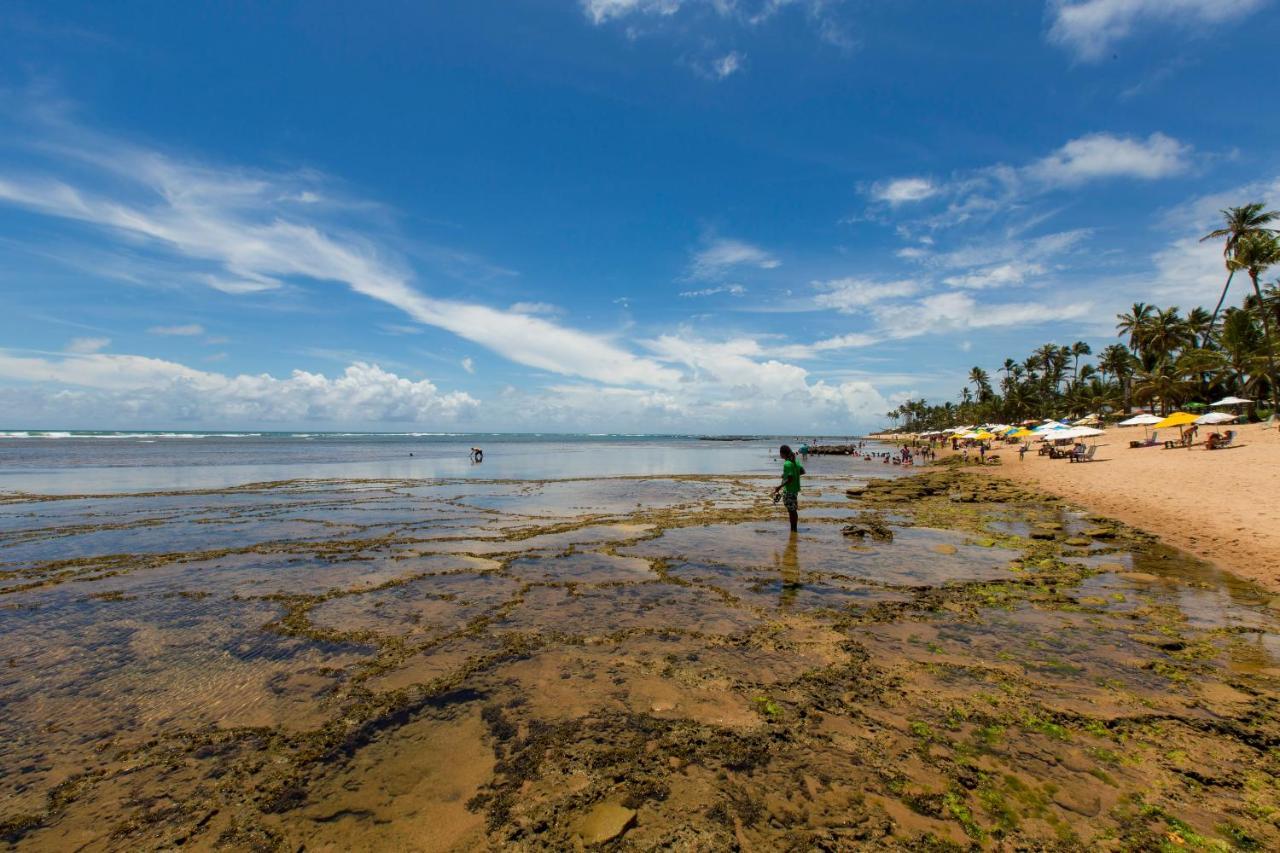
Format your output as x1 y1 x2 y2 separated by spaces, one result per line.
1118 413 1162 426
1154 412 1199 429
1118 411 1161 440
1155 411 1201 448
1196 411 1238 425
972 431 996 440
1072 414 1101 426
1007 427 1035 438
1212 396 1252 406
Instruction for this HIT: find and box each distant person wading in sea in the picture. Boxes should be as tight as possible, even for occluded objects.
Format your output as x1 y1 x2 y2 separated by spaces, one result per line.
772 444 804 533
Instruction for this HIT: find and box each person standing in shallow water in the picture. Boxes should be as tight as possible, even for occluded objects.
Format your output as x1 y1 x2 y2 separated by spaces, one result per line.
772 444 804 533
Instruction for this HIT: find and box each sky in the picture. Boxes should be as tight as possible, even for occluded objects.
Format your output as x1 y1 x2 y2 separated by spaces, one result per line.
2 0 1279 433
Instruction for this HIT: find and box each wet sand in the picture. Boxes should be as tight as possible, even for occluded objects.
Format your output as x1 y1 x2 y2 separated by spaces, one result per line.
2 469 1279 849
971 420 1280 592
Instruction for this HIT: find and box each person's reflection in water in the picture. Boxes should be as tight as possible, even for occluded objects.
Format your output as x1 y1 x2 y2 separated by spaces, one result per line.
777 531 801 609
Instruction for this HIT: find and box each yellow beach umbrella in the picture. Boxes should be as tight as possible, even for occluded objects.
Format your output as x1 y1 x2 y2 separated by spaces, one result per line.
972 431 996 440
1154 411 1199 430
1007 428 1034 438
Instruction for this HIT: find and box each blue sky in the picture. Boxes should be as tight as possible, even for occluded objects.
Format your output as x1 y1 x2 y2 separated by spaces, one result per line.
2 0 1278 432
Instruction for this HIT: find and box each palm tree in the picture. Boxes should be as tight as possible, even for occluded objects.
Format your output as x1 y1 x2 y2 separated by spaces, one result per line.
1229 232 1280 413
1214 308 1266 408
1200 203 1280 344
1143 307 1193 364
1117 303 1154 354
968 366 992 403
1133 358 1195 415
1069 341 1092 383
1099 343 1136 413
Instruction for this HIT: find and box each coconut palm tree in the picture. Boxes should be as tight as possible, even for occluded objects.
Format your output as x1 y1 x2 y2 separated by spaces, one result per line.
1200 203 1280 344
1116 303 1154 354
968 366 993 403
1132 358 1195 415
1143 307 1193 364
1098 343 1136 414
1214 308 1266 406
1069 341 1092 383
1229 232 1280 413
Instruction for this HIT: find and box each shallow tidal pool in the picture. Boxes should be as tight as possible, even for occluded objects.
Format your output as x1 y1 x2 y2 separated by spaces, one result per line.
1 470 1278 850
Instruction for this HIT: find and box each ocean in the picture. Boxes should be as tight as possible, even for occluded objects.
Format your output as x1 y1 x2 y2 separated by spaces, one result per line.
0 431 869 494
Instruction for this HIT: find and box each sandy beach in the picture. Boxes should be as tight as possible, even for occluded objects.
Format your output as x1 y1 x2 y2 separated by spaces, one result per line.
969 421 1280 592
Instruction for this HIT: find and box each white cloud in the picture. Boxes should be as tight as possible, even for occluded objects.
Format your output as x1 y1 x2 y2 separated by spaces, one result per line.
638 332 892 428
870 132 1192 237
508 301 562 315
872 292 1091 340
148 323 206 336
943 262 1046 289
0 349 478 424
65 337 110 354
461 357 476 374
1048 0 1264 62
921 230 1091 271
679 283 746 298
0 119 679 389
711 51 744 79
688 237 780 280
872 177 937 205
581 0 684 25
769 332 879 360
1027 132 1191 186
813 277 919 312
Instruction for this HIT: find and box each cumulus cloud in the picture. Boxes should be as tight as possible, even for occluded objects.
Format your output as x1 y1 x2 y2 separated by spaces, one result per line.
0 114 678 389
1048 0 1265 62
0 349 477 424
148 323 205 336
638 332 891 428
871 177 937 205
688 238 780 280
1026 132 1191 186
461 357 476 374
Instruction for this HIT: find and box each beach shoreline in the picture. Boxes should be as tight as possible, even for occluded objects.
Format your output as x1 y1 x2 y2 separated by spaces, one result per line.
958 420 1280 592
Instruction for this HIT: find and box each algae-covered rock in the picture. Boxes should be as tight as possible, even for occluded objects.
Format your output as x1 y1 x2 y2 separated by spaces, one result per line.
842 516 894 542
1084 527 1117 539
931 543 958 555
573 802 636 845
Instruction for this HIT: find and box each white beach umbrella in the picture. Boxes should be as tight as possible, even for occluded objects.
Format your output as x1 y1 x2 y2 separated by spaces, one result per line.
1196 411 1238 425
1118 413 1162 426
1211 396 1252 406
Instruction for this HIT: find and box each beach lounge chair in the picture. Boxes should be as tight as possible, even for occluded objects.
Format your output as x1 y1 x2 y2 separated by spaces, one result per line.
1068 445 1096 463
1207 430 1237 450
1128 431 1158 449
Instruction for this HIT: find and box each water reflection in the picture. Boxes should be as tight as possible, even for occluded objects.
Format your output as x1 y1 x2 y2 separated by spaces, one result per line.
776 532 801 609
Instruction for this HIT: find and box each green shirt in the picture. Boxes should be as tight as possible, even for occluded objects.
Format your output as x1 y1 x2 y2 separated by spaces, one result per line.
781 459 802 495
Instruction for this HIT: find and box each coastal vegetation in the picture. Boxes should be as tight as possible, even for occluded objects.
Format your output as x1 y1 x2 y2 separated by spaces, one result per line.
886 203 1280 432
